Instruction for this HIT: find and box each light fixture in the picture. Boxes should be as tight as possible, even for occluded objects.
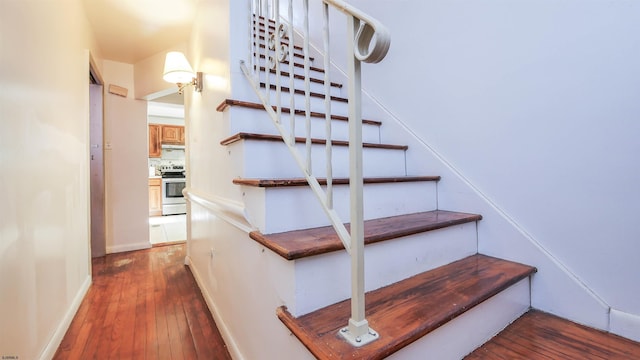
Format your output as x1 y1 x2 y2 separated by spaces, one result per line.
163 51 202 94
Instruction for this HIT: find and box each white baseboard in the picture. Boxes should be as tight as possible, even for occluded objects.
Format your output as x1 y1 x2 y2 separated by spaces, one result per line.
39 275 92 360
185 255 245 360
106 241 151 254
610 308 640 342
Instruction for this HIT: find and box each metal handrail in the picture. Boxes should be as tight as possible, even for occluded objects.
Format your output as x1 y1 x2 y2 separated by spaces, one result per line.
243 0 390 347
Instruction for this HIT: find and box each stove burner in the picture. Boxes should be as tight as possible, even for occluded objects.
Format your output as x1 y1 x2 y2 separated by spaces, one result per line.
160 164 185 178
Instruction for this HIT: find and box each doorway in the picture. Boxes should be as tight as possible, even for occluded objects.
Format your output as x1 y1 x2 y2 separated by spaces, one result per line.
146 100 187 246
89 58 106 257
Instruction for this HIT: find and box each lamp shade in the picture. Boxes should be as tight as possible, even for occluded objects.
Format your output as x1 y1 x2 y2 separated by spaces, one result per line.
163 51 195 84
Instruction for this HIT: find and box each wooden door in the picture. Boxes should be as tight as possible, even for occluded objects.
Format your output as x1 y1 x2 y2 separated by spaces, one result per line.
148 124 161 157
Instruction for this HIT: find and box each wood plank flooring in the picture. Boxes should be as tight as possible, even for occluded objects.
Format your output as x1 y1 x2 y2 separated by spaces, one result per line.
53 244 231 360
466 310 640 359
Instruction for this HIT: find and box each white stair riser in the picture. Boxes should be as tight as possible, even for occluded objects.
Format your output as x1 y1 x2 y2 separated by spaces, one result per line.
388 280 531 360
228 140 406 179
224 106 380 143
260 88 349 115
290 223 478 316
243 181 437 233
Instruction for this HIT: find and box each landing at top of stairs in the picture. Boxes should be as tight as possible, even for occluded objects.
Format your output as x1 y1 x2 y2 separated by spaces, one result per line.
250 210 480 260
277 254 537 360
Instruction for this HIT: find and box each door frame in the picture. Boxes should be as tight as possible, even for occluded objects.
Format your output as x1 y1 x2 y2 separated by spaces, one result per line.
89 53 106 258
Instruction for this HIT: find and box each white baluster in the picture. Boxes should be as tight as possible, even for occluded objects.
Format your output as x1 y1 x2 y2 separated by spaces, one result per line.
288 0 295 145
323 2 333 209
303 0 312 175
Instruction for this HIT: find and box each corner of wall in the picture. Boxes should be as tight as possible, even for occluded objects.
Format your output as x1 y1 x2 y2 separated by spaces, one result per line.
610 309 640 342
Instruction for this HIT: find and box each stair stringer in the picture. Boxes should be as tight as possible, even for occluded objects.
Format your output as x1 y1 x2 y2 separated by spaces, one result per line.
348 77 612 331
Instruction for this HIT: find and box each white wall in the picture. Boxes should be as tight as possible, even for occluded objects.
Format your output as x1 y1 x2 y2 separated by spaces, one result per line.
184 0 306 358
0 0 97 358
298 0 640 338
102 61 150 253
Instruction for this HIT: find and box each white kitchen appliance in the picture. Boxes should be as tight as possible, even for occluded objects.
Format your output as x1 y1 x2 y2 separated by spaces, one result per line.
160 164 186 215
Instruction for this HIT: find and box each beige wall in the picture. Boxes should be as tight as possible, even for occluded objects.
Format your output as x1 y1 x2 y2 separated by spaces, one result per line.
134 43 188 100
0 0 97 358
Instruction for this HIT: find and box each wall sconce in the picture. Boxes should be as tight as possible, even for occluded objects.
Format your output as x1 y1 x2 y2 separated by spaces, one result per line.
163 51 202 94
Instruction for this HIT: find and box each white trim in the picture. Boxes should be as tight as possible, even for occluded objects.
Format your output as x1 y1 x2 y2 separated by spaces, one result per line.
610 308 640 342
106 241 151 254
183 188 255 233
185 255 245 360
39 275 92 360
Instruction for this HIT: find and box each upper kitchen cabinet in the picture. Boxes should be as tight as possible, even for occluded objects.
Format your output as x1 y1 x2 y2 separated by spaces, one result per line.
161 125 184 145
148 124 161 158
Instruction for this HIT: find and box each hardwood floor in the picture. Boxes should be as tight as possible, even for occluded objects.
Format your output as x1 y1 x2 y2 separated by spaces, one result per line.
466 310 640 359
53 244 231 360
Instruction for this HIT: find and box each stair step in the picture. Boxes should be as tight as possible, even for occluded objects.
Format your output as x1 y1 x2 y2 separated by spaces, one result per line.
257 53 325 73
253 42 316 63
466 310 640 359
255 34 304 52
217 99 376 124
235 176 439 188
220 102 379 144
277 254 537 360
257 82 350 115
257 66 343 88
240 177 438 233
220 132 405 150
253 48 316 62
260 83 348 103
250 209 476 260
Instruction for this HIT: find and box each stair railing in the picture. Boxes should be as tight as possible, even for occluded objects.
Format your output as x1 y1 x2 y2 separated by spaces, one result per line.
241 0 390 346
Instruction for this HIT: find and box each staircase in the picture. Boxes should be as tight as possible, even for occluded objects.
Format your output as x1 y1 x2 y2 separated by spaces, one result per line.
215 13 538 359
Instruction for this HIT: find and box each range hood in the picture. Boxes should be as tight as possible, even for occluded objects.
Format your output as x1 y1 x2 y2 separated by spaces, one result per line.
161 144 185 150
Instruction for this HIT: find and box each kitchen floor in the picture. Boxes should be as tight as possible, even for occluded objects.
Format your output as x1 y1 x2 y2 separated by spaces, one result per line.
149 214 186 245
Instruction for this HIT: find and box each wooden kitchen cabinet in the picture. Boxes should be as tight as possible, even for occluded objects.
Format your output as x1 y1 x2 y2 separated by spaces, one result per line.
149 177 162 216
148 124 161 158
161 125 184 145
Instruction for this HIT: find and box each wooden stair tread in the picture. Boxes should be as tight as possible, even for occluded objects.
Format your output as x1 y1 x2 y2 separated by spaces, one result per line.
220 132 407 150
260 82 348 103
220 132 400 150
255 43 312 61
217 99 376 124
250 209 476 260
465 310 640 359
277 254 537 360
235 176 440 187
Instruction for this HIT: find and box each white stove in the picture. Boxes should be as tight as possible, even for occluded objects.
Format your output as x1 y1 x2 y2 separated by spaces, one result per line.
160 164 186 215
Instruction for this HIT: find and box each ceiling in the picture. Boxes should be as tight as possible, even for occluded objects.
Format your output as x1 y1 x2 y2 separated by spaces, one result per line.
83 0 197 65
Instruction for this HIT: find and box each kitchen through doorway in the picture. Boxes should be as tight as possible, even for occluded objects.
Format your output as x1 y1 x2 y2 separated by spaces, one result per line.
147 100 187 245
